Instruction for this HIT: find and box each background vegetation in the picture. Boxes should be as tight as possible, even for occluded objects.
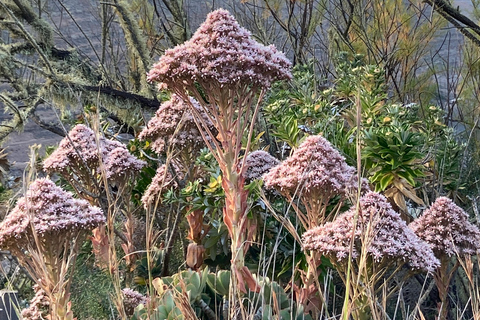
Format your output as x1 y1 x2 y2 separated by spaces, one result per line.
2 0 480 319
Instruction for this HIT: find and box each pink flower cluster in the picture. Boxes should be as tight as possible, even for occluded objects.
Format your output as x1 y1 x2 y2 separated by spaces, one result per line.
103 145 145 182
263 135 361 199
147 9 291 91
243 150 279 183
303 192 440 272
0 178 105 251
43 124 98 171
410 197 480 257
139 95 214 154
141 164 178 209
44 124 145 182
21 285 49 320
122 288 147 316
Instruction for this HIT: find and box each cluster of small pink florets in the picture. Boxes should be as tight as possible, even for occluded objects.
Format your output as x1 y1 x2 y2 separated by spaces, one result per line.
263 135 361 199
21 285 49 320
122 288 147 316
141 164 178 209
103 146 145 181
243 150 279 183
139 95 214 155
43 124 98 170
0 178 105 252
410 197 480 257
44 124 145 182
147 9 291 92
303 192 440 272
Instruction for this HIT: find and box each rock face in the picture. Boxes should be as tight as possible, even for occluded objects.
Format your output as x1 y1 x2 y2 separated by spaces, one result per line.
1 0 107 175
0 250 19 282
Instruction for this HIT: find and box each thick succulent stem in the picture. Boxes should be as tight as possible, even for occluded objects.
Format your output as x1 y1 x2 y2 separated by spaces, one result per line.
222 154 253 293
434 256 458 320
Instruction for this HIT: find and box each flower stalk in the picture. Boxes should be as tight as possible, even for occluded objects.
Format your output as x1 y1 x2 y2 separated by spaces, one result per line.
147 9 291 307
410 196 480 320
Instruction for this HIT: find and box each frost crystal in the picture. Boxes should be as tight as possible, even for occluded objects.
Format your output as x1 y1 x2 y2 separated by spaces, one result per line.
410 197 480 257
243 150 279 183
302 192 439 272
147 9 291 91
0 178 105 252
139 95 214 154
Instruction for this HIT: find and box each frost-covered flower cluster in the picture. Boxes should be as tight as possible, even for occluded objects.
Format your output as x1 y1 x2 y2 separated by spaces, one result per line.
44 124 145 182
243 150 279 183
122 288 147 316
147 9 291 91
21 285 49 320
139 95 214 154
141 164 178 209
263 135 361 199
410 197 480 257
0 178 105 252
302 192 439 272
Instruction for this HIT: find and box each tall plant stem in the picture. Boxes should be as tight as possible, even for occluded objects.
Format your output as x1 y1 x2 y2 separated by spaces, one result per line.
343 87 363 320
434 257 459 320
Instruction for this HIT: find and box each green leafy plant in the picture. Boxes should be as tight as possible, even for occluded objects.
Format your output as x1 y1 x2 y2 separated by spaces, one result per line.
363 124 425 212
263 62 325 150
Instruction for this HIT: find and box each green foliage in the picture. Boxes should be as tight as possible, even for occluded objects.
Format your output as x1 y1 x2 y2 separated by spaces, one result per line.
203 219 230 264
206 270 231 297
363 125 424 192
160 269 209 303
334 53 385 101
249 277 313 320
206 270 312 320
132 269 209 320
434 132 465 192
263 62 326 149
263 57 469 214
70 247 114 320
131 292 182 320
134 247 165 286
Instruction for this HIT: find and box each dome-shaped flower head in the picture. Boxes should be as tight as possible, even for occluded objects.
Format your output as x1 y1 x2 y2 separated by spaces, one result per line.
243 150 279 183
104 147 146 182
139 95 215 155
263 135 360 200
44 124 145 182
147 9 292 92
141 164 178 209
410 197 480 257
102 139 146 183
302 192 439 272
43 124 99 174
0 178 105 253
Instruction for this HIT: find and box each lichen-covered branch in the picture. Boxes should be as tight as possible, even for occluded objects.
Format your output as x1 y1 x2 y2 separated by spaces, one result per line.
425 0 480 47
108 0 153 95
0 97 40 145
